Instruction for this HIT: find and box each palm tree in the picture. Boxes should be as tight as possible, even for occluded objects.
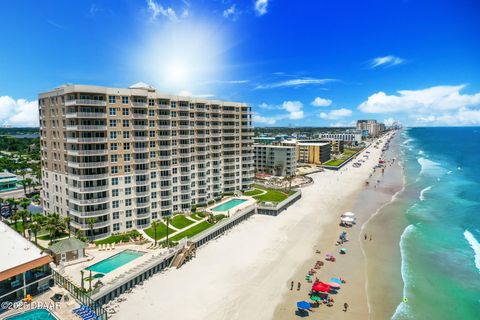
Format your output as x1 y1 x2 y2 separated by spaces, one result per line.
24 178 33 193
19 198 31 210
11 212 21 231
18 210 30 237
285 175 295 193
87 217 96 242
5 198 18 215
165 215 171 247
45 213 66 244
28 221 41 244
18 180 28 195
64 216 71 238
151 220 159 246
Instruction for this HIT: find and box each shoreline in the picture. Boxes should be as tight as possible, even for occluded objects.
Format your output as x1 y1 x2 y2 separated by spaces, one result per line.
113 132 397 320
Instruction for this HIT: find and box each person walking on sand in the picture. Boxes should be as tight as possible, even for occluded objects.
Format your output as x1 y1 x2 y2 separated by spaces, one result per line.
370 235 372 241
290 281 294 290
297 282 301 291
344 302 349 312
364 234 367 240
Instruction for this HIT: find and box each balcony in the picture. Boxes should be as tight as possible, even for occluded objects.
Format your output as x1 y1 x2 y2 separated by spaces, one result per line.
70 197 110 205
67 149 108 156
65 99 106 107
133 136 148 141
135 180 150 185
68 184 109 192
133 125 147 130
66 125 107 131
66 112 107 119
132 113 148 119
70 220 111 230
69 173 109 180
69 208 110 217
134 158 149 164
67 161 109 168
133 147 148 153
158 115 171 120
67 137 107 143
132 102 147 107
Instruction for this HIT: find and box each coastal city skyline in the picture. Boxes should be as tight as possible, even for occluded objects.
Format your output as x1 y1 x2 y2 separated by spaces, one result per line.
1 0 480 128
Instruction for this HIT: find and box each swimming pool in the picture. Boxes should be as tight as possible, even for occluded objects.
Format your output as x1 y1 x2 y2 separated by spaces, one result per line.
5 309 57 320
211 199 247 212
86 249 144 274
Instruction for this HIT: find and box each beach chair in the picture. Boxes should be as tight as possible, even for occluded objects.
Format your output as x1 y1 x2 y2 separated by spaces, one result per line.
107 243 111 250
72 305 87 314
112 243 115 250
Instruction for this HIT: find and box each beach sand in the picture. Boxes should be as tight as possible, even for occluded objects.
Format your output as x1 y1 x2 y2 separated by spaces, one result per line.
113 132 399 320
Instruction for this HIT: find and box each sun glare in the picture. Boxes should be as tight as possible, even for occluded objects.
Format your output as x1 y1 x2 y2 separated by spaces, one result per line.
132 18 233 94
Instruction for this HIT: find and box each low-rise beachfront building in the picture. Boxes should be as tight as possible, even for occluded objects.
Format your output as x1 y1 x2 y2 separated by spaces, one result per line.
281 141 330 165
253 144 296 176
0 222 53 310
318 131 363 146
299 139 344 154
253 137 276 145
0 171 18 192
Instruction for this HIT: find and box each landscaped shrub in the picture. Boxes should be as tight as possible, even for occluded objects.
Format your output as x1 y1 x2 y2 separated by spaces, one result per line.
223 192 234 196
197 212 206 218
214 214 226 222
191 205 197 212
207 200 215 205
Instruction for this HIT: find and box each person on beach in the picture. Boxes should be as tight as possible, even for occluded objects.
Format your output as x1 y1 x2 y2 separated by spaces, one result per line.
370 235 372 241
344 302 349 312
297 282 301 291
290 281 294 290
364 234 367 240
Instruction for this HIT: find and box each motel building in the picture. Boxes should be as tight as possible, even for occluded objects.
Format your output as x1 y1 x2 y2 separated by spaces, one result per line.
0 221 53 312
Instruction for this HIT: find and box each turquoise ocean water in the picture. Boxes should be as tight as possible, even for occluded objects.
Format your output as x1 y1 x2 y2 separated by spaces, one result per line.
392 127 480 319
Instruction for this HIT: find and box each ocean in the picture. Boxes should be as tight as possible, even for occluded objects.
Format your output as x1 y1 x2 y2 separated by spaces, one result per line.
392 127 480 319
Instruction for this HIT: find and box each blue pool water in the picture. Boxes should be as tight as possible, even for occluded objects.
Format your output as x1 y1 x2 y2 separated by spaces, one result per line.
5 308 57 320
211 199 247 212
86 249 144 274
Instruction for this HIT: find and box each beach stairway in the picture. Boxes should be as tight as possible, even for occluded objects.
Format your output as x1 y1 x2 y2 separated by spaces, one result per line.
170 242 196 269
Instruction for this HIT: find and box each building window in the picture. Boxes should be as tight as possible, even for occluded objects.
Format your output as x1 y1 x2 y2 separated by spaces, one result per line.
113 223 120 231
112 200 119 208
112 189 119 197
111 178 119 185
111 166 118 174
126 210 132 217
109 119 117 127
126 221 132 228
110 143 117 151
122 108 129 116
111 155 118 162
125 187 132 195
125 199 132 206
124 154 131 161
110 132 117 139
124 165 131 173
123 131 130 139
125 176 131 184
109 96 116 104
113 212 119 219
122 96 129 104
122 119 130 127
109 108 116 116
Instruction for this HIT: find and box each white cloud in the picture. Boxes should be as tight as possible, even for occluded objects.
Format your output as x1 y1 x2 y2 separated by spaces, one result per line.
319 108 352 120
0 96 39 127
253 114 276 125
369 55 404 69
358 85 480 113
383 117 397 127
256 78 336 89
254 0 269 16
282 101 304 120
415 108 480 126
329 120 356 127
223 4 240 20
146 0 179 21
311 97 332 107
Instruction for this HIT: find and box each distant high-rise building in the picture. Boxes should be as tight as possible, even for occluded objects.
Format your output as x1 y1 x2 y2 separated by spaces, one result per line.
356 120 385 137
38 83 254 240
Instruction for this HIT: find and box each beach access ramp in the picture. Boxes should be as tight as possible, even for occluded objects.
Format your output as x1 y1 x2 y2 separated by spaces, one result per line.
170 241 197 269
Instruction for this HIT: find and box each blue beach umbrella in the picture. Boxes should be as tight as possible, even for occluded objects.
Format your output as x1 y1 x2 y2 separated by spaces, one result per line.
331 277 342 284
296 301 311 310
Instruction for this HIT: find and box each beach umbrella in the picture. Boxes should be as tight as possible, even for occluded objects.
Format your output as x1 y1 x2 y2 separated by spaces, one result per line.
341 217 355 223
312 282 330 292
296 301 311 310
341 212 356 218
310 296 321 301
331 277 342 284
327 282 341 288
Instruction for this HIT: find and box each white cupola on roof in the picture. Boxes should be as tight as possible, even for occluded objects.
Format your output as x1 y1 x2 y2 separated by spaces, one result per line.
129 82 155 91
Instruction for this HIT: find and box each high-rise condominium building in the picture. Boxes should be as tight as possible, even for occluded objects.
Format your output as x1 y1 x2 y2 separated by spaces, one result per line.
356 120 385 137
253 144 297 177
38 83 254 240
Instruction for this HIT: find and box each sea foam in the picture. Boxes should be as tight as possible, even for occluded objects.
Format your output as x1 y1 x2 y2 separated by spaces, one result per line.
392 224 416 320
419 186 432 201
463 230 480 273
417 157 443 175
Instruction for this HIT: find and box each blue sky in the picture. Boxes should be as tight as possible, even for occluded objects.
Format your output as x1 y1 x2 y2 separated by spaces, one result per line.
0 0 479 127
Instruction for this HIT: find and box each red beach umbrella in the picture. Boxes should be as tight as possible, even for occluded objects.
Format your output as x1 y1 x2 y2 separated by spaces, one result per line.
312 282 330 292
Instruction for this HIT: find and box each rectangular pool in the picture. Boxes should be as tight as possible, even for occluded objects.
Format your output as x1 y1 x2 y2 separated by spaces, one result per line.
211 199 247 212
86 249 144 274
5 309 57 320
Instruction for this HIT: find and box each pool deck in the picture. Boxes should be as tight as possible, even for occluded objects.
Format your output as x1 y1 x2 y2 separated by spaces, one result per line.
56 243 155 289
206 196 256 216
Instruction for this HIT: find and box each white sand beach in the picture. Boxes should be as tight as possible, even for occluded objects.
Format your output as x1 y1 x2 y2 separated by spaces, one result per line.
113 133 395 320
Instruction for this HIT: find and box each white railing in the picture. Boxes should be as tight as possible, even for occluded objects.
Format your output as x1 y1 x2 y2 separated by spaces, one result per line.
65 99 106 106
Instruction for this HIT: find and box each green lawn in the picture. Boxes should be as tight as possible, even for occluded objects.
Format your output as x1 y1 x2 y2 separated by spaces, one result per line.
190 212 206 220
144 222 176 240
243 188 264 196
324 149 358 167
170 221 214 241
170 215 194 229
95 234 130 245
247 184 290 203
38 232 69 241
